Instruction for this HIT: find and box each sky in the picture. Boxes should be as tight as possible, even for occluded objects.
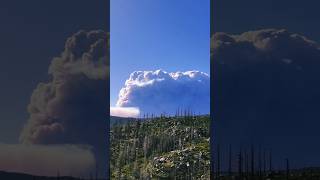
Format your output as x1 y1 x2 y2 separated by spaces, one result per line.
111 0 210 106
0 0 109 144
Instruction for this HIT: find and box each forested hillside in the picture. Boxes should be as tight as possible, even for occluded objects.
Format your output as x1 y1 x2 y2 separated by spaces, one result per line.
110 114 210 179
110 116 136 126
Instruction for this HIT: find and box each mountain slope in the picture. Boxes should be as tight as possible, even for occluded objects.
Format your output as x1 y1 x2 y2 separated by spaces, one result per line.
110 115 210 179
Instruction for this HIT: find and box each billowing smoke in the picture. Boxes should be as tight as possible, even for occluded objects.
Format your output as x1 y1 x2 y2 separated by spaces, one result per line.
212 29 320 167
110 107 140 118
116 70 210 115
18 30 109 177
0 144 95 177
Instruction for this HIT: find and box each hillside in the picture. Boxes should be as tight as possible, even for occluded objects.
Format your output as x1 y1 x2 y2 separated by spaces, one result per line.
0 171 84 180
110 115 211 179
110 116 137 126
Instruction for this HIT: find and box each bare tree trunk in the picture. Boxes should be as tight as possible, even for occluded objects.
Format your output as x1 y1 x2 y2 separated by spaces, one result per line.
251 145 255 179
269 149 272 173
286 158 289 180
245 148 249 179
238 148 243 179
263 149 266 175
258 146 262 179
229 144 232 176
217 144 220 180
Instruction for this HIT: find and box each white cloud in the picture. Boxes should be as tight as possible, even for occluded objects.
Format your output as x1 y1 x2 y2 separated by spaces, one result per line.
116 70 210 115
110 107 140 118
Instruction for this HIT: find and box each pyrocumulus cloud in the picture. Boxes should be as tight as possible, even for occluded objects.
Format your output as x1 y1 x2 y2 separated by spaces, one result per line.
116 69 210 115
110 107 140 118
212 28 320 167
15 30 109 177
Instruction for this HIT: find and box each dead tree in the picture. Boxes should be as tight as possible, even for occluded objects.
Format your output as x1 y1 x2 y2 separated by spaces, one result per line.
228 145 232 176
269 149 272 173
258 146 262 179
251 145 255 178
245 149 249 178
216 144 221 179
286 158 289 180
263 149 266 175
238 148 243 179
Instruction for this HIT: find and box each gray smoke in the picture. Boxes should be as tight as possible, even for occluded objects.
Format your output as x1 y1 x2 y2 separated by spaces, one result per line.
19 30 109 177
0 144 95 177
212 29 320 167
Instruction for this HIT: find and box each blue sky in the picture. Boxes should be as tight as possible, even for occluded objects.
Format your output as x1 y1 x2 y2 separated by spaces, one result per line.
111 0 210 105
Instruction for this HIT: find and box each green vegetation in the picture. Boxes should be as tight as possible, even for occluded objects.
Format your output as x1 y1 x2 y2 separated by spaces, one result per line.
110 115 210 180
